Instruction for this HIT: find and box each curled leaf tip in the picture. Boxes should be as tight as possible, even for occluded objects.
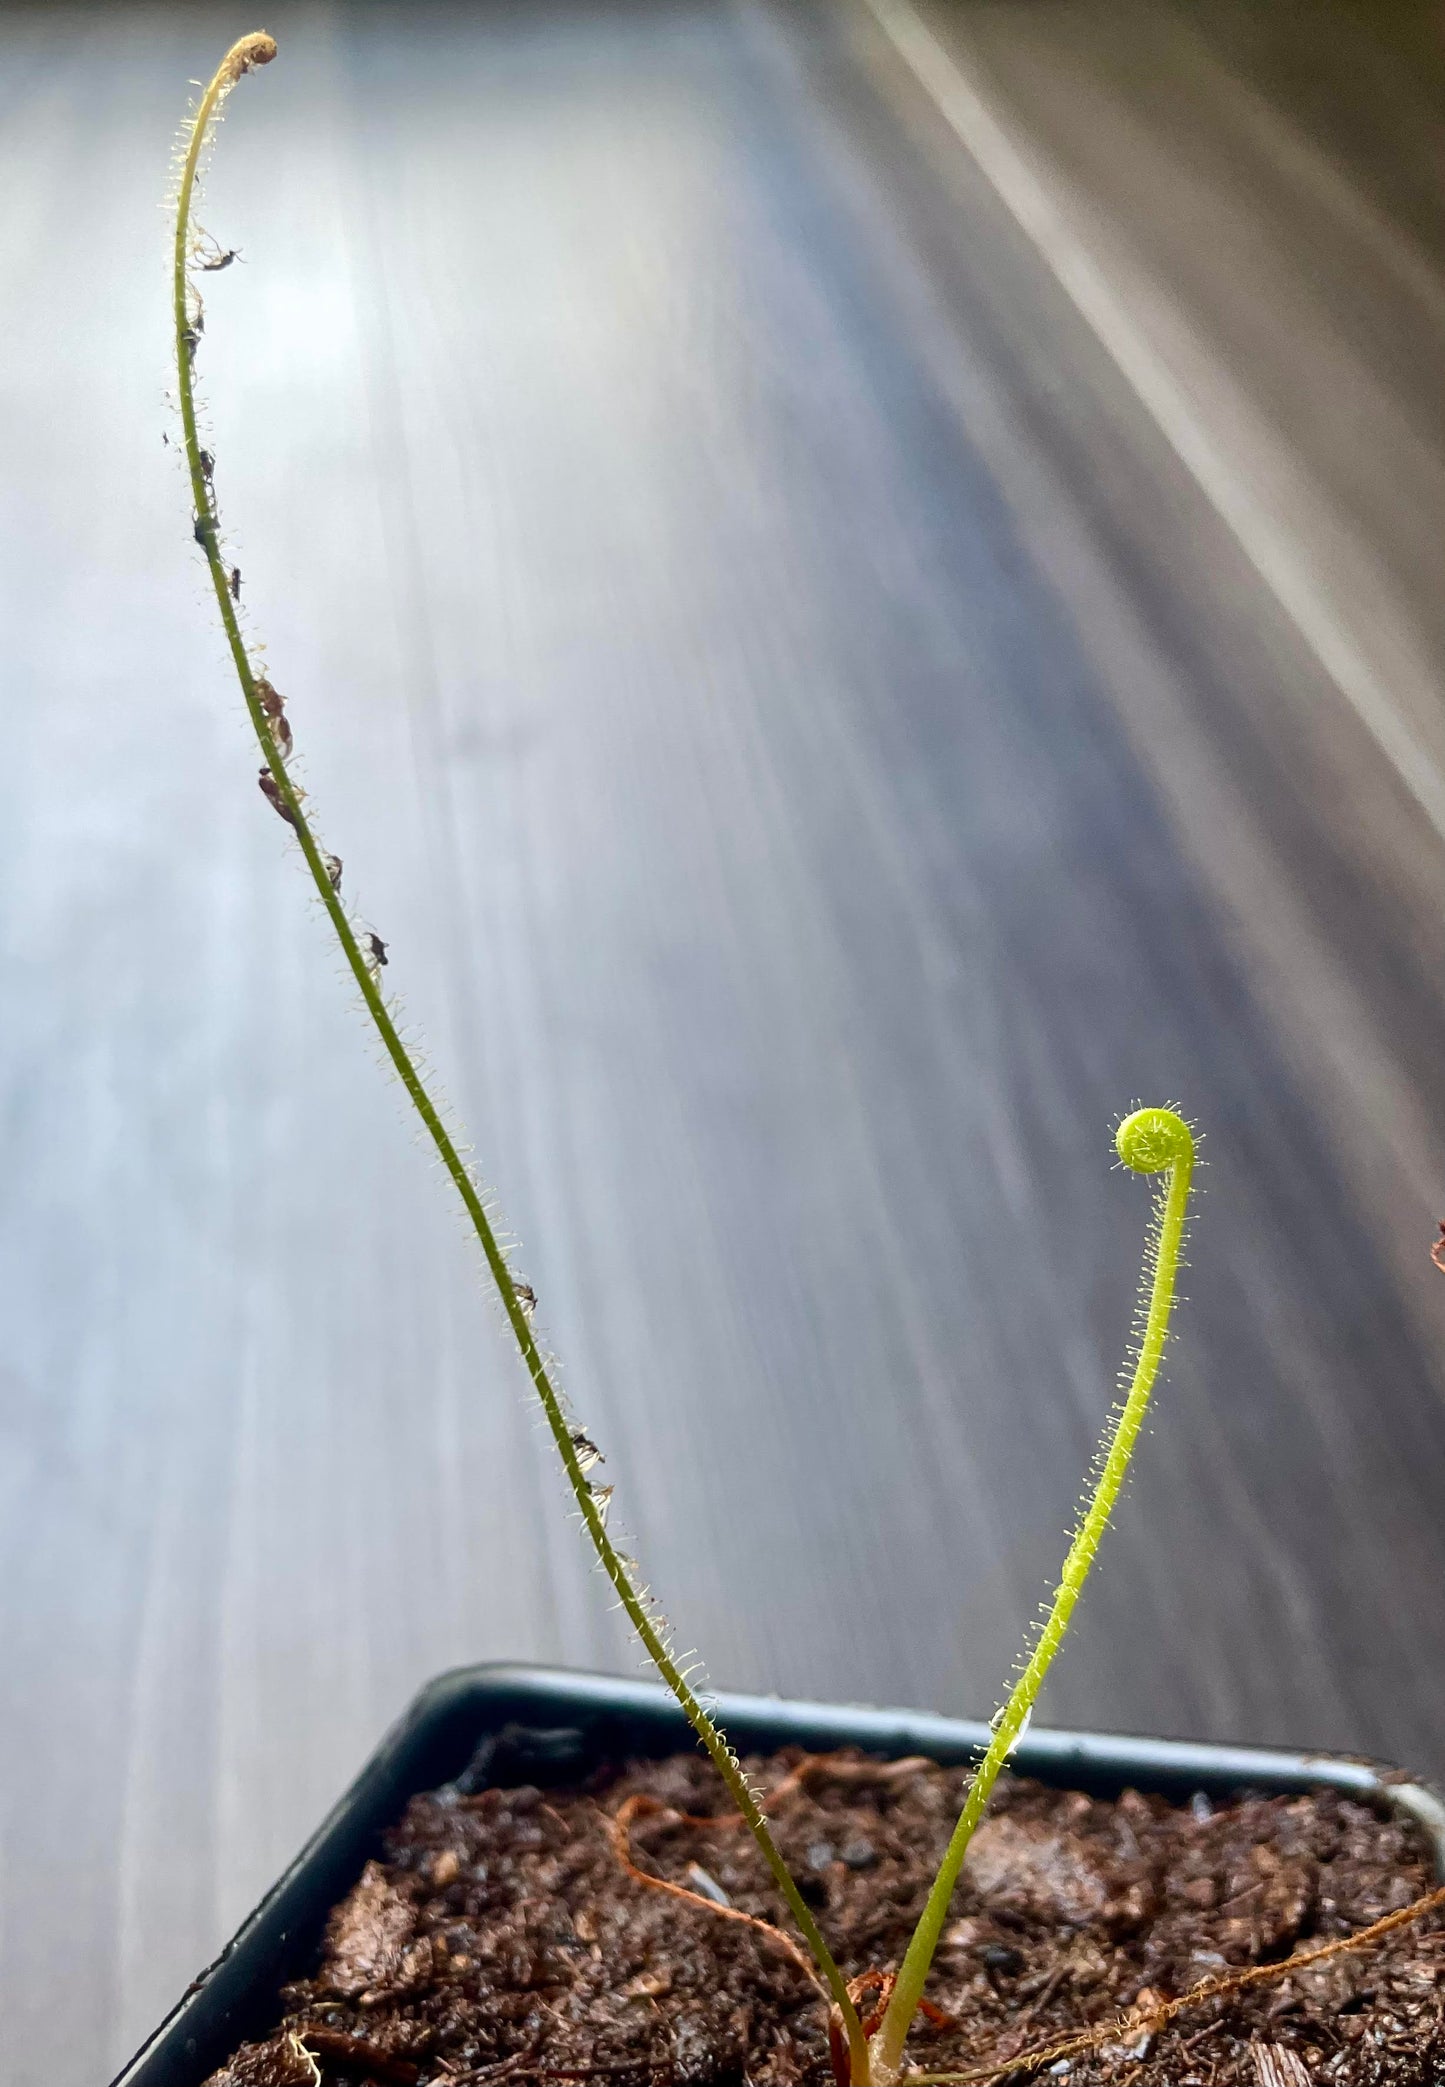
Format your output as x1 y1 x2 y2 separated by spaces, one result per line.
221 31 278 84
1115 1106 1193 1176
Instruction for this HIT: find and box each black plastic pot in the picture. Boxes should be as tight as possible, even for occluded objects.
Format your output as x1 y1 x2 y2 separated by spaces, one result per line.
113 1663 1445 2087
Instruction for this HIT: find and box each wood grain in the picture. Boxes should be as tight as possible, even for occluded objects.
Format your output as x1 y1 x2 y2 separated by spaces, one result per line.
0 2 1443 2079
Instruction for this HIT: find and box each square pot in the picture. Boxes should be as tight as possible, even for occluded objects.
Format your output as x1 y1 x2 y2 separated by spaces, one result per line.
111 1663 1445 2087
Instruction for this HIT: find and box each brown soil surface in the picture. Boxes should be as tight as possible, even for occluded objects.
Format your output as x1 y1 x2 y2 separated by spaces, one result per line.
209 1745 1444 2087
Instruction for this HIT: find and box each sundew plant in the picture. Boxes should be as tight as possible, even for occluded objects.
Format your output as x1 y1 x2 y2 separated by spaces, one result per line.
173 35 1196 2087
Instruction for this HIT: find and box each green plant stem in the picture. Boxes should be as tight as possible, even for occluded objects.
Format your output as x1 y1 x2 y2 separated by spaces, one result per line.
172 36 864 2076
869 1109 1195 2082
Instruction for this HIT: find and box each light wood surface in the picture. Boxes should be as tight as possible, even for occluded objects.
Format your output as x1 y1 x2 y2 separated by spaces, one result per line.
1 2 1444 2079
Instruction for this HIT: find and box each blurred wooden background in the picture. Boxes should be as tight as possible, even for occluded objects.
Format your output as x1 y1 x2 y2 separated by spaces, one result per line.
2 1 1445 2079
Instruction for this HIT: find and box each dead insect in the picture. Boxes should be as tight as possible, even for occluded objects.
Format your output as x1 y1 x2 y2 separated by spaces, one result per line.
513 1279 538 1313
364 931 389 968
322 852 343 891
198 448 214 484
1432 1222 1445 1274
192 513 211 547
569 1429 604 1471
255 675 292 756
199 245 239 272
258 767 297 828
229 566 242 601
180 325 200 361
